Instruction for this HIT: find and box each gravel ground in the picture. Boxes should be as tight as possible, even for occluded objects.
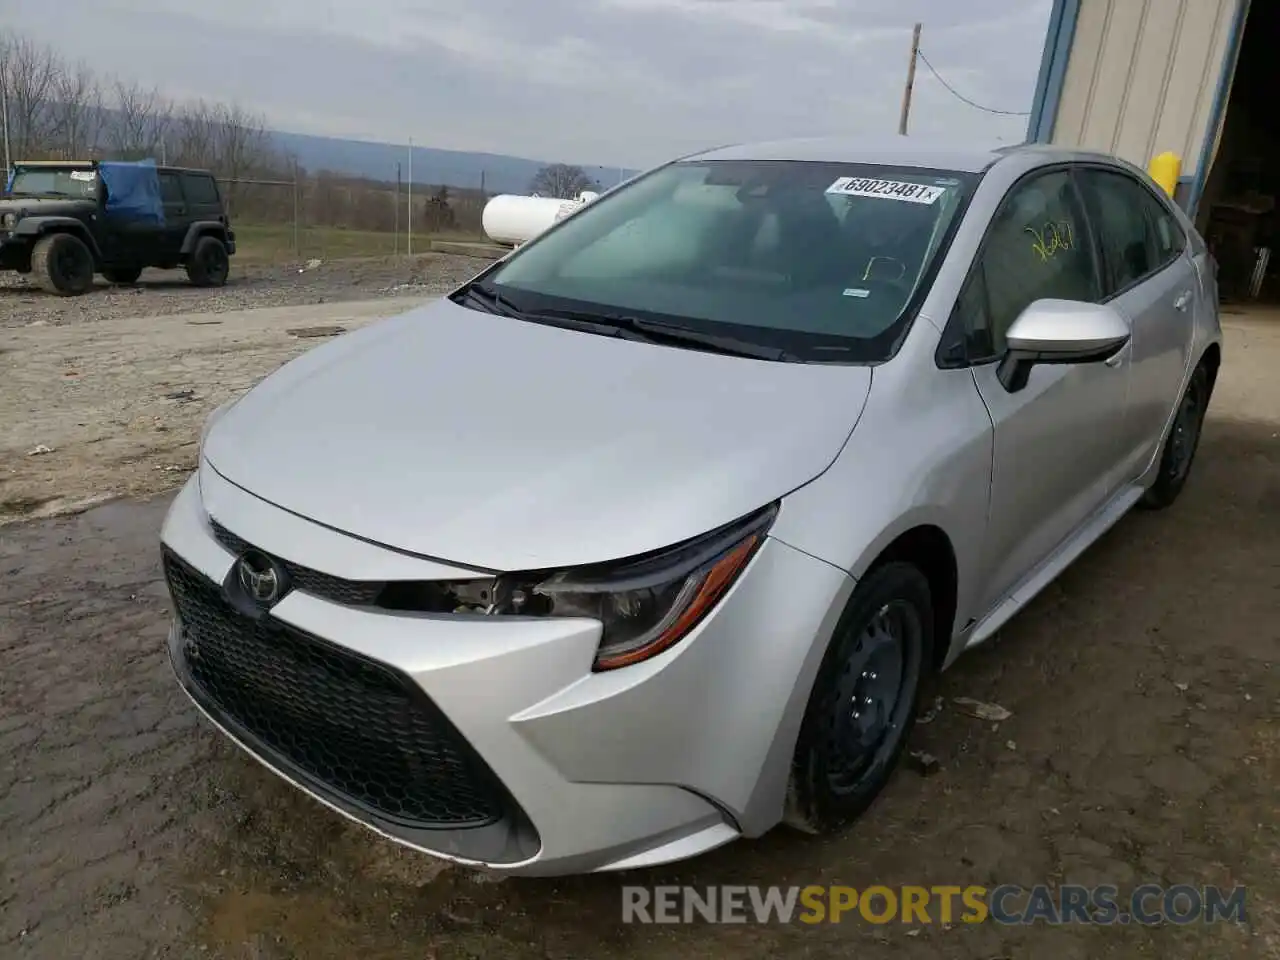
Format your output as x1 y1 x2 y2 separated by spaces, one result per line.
1 309 1278 959
0 253 489 524
0 253 485 330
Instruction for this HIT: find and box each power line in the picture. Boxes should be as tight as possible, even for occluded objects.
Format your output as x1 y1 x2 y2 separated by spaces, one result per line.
916 49 1030 117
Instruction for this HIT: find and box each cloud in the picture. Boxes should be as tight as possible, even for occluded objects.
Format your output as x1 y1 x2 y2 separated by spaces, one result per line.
7 0 1052 167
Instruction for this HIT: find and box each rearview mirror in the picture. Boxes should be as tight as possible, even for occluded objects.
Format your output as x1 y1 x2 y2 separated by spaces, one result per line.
998 299 1130 392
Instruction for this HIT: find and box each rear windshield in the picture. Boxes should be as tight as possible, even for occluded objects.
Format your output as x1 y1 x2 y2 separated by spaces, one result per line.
486 159 977 361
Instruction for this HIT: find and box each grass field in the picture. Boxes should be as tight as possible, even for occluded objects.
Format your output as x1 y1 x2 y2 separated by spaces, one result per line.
233 223 488 263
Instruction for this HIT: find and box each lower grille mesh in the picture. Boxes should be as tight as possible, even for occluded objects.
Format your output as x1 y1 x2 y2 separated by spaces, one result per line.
163 547 505 828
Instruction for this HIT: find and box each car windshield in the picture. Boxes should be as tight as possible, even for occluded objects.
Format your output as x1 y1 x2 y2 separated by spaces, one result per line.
8 167 98 199
483 159 977 362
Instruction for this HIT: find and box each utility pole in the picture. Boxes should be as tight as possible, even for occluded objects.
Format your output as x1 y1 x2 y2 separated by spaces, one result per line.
407 137 413 257
898 22 922 136
291 156 300 255
1 71 11 183
394 162 401 255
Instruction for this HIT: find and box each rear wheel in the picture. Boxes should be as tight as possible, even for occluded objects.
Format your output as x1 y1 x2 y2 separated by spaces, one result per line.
31 232 95 296
185 236 230 287
103 267 142 285
784 562 933 834
1139 363 1210 510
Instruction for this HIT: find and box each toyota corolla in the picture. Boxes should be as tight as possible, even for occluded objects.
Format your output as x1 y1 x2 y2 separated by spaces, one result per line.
160 137 1221 876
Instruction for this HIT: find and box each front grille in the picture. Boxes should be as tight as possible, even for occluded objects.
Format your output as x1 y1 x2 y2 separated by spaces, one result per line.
210 518 384 606
163 547 506 828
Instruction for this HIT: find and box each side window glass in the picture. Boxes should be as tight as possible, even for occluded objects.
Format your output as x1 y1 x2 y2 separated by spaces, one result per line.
963 170 1098 358
182 174 220 205
1079 170 1160 294
1143 192 1185 264
158 173 184 204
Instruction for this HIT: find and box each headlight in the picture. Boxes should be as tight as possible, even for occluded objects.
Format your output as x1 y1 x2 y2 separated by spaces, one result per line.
492 503 777 671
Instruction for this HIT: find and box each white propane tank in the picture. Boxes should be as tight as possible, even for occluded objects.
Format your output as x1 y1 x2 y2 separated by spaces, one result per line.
482 194 568 246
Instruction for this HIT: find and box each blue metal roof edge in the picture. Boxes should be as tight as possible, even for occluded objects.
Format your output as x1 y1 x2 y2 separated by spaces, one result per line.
1026 0 1081 143
1187 0 1251 218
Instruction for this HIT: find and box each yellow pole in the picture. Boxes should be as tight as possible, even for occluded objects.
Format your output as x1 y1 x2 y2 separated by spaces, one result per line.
1148 151 1181 199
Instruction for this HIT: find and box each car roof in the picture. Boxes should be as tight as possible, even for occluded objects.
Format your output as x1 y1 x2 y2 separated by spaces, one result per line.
11 160 215 176
688 137 1123 174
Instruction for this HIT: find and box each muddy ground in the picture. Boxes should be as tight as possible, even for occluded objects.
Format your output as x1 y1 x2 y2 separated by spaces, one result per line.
0 296 443 524
0 254 485 330
1 311 1278 959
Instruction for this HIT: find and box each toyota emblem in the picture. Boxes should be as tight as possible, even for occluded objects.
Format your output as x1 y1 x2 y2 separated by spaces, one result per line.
237 550 283 605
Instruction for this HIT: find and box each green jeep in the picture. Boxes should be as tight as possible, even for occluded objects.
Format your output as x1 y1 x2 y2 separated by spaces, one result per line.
0 159 236 295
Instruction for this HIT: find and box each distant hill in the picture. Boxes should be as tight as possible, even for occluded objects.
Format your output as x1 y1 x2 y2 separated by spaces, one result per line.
270 130 640 195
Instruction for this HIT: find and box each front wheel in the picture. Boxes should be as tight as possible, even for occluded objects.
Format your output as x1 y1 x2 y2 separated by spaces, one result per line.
185 236 230 287
31 232 95 295
785 561 933 834
1139 363 1210 510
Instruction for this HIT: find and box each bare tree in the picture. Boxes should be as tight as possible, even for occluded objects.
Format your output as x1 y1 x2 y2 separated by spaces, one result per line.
530 163 595 199
110 78 162 158
49 60 103 158
0 33 59 159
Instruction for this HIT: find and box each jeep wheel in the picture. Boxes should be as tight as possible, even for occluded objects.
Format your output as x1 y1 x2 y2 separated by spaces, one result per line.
186 236 230 287
103 267 143 285
32 233 95 296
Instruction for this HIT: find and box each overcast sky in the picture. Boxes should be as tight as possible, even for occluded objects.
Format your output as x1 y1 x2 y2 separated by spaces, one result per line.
9 0 1052 169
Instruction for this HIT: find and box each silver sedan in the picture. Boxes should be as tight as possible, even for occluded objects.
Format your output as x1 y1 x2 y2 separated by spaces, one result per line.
160 137 1221 876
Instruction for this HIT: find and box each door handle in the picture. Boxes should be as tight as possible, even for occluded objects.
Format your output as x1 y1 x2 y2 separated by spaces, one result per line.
1173 290 1192 311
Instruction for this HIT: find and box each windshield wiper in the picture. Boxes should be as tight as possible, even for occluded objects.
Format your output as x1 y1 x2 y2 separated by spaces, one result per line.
535 310 796 361
456 282 526 319
456 285 797 360
456 285 660 343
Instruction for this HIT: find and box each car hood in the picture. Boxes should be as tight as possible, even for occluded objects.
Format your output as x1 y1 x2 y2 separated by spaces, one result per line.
0 197 92 218
203 297 872 571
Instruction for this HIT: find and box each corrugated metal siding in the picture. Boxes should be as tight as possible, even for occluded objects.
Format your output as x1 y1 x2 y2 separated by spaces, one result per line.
1049 0 1240 175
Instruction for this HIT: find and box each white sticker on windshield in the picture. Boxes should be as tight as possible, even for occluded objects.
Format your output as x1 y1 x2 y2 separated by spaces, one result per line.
826 177 945 204
69 171 96 181
842 288 871 298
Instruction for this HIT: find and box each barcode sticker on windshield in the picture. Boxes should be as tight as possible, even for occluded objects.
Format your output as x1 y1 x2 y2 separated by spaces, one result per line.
826 177 945 204
69 171 96 181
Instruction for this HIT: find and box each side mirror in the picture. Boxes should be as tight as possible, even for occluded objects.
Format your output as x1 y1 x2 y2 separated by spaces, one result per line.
997 299 1130 392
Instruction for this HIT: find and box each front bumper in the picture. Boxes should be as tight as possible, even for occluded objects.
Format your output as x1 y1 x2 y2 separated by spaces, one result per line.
160 468 851 876
0 235 32 271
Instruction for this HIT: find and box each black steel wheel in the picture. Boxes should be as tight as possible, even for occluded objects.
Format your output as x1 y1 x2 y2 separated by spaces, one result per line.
1140 362 1210 510
186 236 230 287
785 561 932 834
31 232 95 296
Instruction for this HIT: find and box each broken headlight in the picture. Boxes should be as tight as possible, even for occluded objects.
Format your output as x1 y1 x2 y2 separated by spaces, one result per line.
494 503 777 671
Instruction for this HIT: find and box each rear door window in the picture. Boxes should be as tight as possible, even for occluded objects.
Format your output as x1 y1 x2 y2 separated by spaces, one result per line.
181 174 220 205
1076 169 1178 296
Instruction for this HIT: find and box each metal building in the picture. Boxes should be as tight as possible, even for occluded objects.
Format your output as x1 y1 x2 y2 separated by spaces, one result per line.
1027 0 1275 299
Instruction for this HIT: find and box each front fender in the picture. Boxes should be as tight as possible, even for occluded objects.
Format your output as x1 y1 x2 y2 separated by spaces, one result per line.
13 217 102 258
769 334 995 663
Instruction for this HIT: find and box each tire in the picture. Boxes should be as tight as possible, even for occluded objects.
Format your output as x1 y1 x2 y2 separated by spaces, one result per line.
1139 362 1210 510
185 235 230 287
784 561 934 834
31 232 95 296
103 267 142 285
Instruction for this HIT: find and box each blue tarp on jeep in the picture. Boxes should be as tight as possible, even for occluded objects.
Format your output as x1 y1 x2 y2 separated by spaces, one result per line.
99 160 164 225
